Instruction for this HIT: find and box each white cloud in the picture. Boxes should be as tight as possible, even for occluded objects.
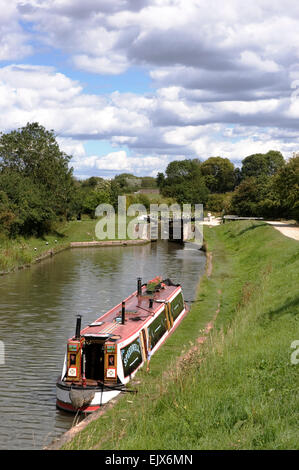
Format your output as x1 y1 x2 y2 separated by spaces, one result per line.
0 1 32 60
0 64 150 137
72 54 129 75
1 61 299 178
1 1 299 176
16 0 299 76
239 51 281 73
72 149 165 176
57 137 86 159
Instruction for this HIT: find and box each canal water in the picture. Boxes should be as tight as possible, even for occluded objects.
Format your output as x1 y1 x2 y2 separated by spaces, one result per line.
0 240 206 450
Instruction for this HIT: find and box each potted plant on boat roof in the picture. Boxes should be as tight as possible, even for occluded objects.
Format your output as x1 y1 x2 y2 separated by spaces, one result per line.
146 276 162 294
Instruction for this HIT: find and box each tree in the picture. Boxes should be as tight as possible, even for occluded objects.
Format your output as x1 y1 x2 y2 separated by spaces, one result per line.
160 159 209 205
81 176 104 188
0 189 15 235
113 173 141 193
234 167 242 187
141 176 157 189
201 157 236 193
230 174 283 218
206 192 233 213
0 169 56 235
0 122 74 235
156 172 165 189
230 177 261 216
241 150 285 180
82 179 113 217
273 155 299 221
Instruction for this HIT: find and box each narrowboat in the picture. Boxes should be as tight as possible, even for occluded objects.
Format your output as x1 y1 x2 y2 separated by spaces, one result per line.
56 277 188 413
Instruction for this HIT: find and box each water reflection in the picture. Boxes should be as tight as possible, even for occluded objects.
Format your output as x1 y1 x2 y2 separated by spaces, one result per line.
0 241 205 449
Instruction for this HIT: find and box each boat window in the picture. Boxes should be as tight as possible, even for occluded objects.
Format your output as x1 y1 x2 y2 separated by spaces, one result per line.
147 309 168 349
170 292 184 321
70 354 76 366
121 337 143 378
108 355 115 366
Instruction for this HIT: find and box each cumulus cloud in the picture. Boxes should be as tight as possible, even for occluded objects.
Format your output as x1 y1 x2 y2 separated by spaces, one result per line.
0 64 150 137
0 1 299 177
1 61 299 177
0 1 32 60
71 149 166 178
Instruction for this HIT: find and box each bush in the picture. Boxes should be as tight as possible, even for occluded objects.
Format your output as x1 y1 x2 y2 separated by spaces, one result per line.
206 193 233 213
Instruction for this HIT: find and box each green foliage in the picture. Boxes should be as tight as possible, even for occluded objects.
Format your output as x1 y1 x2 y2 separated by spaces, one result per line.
206 192 233 213
125 192 151 210
272 155 299 221
156 172 165 189
81 179 115 217
201 156 236 193
0 125 296 240
241 150 285 180
113 173 141 193
230 156 298 220
0 122 74 236
0 190 16 235
160 159 209 205
231 177 265 216
81 176 104 188
140 176 157 189
155 152 297 220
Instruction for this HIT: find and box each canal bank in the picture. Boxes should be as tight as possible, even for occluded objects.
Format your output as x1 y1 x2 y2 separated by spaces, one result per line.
0 218 150 276
60 221 299 450
0 239 150 276
46 245 215 450
0 239 206 450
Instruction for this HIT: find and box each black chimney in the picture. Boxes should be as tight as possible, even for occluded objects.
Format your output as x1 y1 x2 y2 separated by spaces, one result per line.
149 298 154 308
137 277 142 296
121 301 126 325
75 315 82 339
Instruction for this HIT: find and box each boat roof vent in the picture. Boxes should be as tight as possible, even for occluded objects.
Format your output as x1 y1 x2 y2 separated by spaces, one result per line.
88 321 104 327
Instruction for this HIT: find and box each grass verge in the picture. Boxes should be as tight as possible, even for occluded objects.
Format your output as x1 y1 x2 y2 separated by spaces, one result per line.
0 216 139 273
61 220 299 450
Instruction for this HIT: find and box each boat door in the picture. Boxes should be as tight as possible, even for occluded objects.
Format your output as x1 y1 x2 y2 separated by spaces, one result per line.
84 338 105 381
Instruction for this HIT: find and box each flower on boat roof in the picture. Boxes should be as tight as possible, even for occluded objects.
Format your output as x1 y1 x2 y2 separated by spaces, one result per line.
147 276 162 284
146 276 163 293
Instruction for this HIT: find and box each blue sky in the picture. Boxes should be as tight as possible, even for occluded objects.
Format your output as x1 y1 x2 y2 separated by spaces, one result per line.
1 0 299 179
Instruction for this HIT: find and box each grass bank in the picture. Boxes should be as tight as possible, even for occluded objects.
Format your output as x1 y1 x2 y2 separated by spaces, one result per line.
62 220 298 450
0 216 141 274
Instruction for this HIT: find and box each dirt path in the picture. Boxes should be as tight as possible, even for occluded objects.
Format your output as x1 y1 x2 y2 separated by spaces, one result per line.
266 221 299 241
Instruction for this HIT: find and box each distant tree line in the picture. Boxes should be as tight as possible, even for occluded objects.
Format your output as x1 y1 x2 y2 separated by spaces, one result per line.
1 122 298 239
71 172 158 218
157 152 299 221
0 123 158 238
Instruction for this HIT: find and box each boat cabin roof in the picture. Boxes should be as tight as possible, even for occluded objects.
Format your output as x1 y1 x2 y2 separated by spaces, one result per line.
78 283 181 344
